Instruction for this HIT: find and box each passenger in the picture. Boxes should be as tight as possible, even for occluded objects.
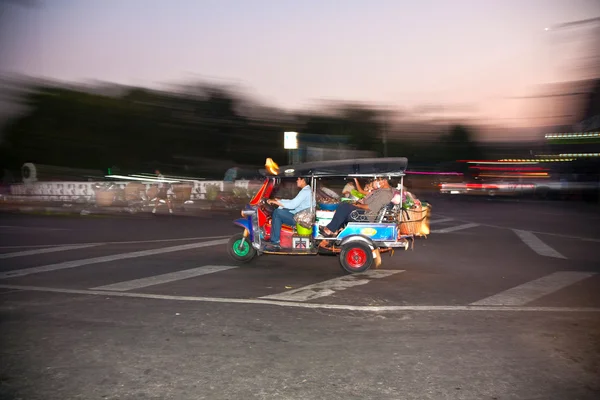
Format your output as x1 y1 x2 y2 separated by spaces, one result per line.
342 182 356 198
342 179 370 200
264 176 312 249
353 178 374 195
319 178 394 237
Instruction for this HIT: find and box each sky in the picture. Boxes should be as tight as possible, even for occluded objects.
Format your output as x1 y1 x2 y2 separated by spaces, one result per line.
1 0 600 134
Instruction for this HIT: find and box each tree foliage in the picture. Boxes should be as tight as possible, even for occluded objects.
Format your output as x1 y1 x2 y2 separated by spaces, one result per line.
0 82 483 177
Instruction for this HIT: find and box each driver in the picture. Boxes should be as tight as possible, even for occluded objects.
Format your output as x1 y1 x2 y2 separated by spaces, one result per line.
264 177 312 249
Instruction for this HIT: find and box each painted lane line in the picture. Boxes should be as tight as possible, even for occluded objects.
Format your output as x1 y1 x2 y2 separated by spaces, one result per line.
1 284 599 313
463 222 600 243
526 230 600 243
0 235 232 250
431 223 480 234
0 239 228 279
0 225 70 231
259 270 403 302
0 245 63 250
0 244 101 259
422 216 600 243
92 265 238 291
513 229 566 259
471 271 596 306
429 218 454 224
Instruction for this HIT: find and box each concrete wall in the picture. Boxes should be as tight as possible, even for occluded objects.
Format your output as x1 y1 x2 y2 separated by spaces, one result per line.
8 180 256 202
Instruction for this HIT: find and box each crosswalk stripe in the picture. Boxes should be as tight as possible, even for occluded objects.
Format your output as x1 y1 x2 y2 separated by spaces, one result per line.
2 284 599 312
259 270 403 302
431 223 480 234
429 218 454 224
91 265 238 291
470 271 596 306
513 229 566 259
0 244 101 259
0 239 228 279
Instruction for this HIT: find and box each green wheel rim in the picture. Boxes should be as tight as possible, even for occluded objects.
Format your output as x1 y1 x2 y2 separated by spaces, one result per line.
232 239 250 257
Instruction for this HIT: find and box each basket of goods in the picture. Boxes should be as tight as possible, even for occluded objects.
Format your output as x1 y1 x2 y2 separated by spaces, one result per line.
320 186 340 200
419 202 432 236
318 200 339 211
399 191 429 236
317 187 340 211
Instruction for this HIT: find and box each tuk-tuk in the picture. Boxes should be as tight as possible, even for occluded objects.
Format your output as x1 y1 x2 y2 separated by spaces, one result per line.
227 157 429 273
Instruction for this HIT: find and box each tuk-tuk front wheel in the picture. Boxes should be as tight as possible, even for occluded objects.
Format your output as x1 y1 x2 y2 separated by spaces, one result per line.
339 242 373 274
227 233 257 263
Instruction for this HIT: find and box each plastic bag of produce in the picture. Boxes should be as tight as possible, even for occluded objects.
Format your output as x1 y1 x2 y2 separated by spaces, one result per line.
293 208 315 229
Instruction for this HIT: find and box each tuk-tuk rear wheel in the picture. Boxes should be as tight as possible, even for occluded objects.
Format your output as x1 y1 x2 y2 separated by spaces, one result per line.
227 233 257 263
339 242 373 274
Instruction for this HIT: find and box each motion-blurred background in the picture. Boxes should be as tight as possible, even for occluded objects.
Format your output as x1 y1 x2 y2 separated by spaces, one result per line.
1 0 599 209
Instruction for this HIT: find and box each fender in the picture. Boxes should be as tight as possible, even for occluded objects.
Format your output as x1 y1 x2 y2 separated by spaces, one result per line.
339 234 375 249
233 217 254 241
233 218 251 230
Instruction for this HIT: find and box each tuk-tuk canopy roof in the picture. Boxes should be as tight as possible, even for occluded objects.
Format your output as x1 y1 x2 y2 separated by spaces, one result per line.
267 157 408 177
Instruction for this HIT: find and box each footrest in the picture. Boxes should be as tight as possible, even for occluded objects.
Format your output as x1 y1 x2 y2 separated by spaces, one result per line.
261 248 318 255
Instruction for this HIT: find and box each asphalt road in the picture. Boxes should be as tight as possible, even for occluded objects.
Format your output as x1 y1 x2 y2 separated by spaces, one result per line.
0 197 599 400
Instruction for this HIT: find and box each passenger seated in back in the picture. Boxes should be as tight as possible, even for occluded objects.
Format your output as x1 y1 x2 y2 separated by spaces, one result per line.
319 178 394 237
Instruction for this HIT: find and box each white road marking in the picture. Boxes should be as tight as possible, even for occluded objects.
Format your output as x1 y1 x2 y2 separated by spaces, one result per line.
0 245 61 249
471 271 596 306
513 229 566 259
528 230 600 243
426 216 600 243
1 284 599 313
429 218 454 224
0 244 101 259
0 235 232 250
0 239 228 279
0 225 70 231
431 223 480 234
259 270 403 302
92 265 238 291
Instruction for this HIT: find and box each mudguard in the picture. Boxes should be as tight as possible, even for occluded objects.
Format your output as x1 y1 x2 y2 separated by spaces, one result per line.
233 217 254 241
339 234 375 249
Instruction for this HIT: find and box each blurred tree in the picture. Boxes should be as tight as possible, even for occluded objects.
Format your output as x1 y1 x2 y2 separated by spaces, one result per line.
339 105 381 151
300 104 382 152
0 81 483 178
440 124 483 162
0 83 290 175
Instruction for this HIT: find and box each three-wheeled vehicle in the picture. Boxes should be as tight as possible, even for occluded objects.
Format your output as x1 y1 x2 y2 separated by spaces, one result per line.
227 157 429 273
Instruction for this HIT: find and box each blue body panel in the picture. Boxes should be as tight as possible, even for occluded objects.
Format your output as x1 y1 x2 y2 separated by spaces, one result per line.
337 223 397 241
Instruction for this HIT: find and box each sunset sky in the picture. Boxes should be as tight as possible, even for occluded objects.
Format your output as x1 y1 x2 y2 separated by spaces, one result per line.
1 0 599 134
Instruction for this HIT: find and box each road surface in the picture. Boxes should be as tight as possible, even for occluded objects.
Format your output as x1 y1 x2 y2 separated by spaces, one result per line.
1 197 599 399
